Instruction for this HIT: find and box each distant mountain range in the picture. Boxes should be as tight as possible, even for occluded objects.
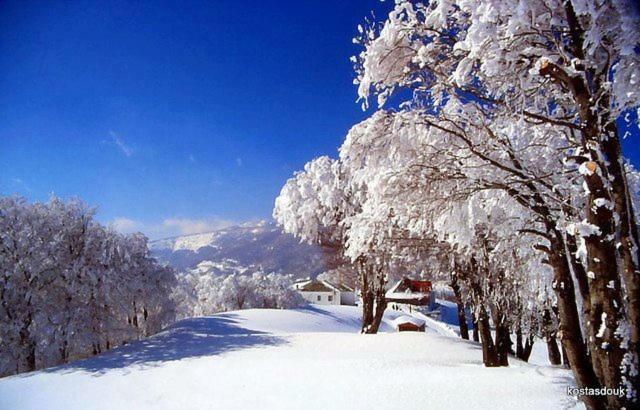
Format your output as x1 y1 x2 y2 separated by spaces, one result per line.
149 220 327 278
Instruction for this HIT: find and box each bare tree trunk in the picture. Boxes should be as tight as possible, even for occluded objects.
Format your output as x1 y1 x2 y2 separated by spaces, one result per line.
548 232 605 410
365 265 388 334
472 315 479 342
542 307 561 365
562 345 571 369
495 321 511 366
19 311 36 373
540 15 636 403
579 168 626 407
602 125 640 397
515 325 535 362
132 301 139 329
361 291 374 333
522 335 534 362
477 305 499 367
360 264 374 333
368 290 387 334
565 235 591 321
450 271 469 340
490 305 510 367
547 337 562 366
457 304 470 340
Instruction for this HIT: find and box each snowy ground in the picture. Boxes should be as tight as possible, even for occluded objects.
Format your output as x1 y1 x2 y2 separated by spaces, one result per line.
0 305 582 410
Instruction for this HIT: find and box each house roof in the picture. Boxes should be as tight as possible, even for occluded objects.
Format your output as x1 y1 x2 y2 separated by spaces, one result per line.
386 278 432 294
385 277 432 305
297 279 354 293
334 283 354 292
298 280 336 292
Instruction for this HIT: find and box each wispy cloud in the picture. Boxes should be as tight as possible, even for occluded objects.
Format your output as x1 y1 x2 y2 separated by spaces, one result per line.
110 217 142 233
162 217 236 235
8 177 31 192
109 216 237 239
235 157 243 167
103 132 134 157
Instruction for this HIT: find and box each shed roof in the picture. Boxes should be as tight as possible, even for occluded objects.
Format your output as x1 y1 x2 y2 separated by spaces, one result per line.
391 315 426 327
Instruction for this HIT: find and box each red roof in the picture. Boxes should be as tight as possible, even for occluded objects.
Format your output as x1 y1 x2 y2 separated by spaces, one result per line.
408 280 432 293
385 278 432 306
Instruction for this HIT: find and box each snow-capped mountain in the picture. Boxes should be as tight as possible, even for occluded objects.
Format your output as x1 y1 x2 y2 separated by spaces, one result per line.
149 220 327 278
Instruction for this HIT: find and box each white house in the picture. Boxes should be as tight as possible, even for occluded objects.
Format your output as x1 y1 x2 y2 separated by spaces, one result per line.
335 283 356 305
294 279 355 306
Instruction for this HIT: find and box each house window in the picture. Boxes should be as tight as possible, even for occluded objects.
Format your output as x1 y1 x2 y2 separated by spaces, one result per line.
328 295 333 302
317 295 321 301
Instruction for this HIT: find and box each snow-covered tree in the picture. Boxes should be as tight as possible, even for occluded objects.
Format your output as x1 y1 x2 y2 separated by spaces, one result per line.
173 270 304 318
0 196 176 377
351 1 639 406
274 155 406 333
316 267 358 290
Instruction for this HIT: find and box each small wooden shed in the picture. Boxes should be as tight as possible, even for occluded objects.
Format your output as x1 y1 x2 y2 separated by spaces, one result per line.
392 315 426 332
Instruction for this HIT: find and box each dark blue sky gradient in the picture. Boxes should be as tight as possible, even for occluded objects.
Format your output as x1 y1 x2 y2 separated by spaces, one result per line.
1 0 638 237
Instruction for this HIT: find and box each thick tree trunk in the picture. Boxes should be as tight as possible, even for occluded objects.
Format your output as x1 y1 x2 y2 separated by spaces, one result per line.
547 337 562 366
361 291 374 333
19 320 36 372
579 164 627 409
565 235 591 321
477 305 499 367
496 327 511 366
493 309 510 367
60 337 68 363
540 17 637 403
542 308 561 366
359 262 375 333
366 266 388 334
457 305 470 340
548 233 605 410
602 125 640 398
515 326 535 362
522 335 534 362
132 301 139 328
368 290 387 334
562 345 571 369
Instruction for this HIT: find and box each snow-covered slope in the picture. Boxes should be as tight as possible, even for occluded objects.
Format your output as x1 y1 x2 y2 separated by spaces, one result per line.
149 221 327 278
0 306 582 410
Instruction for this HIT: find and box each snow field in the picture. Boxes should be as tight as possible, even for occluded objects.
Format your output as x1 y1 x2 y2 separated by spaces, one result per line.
0 305 582 410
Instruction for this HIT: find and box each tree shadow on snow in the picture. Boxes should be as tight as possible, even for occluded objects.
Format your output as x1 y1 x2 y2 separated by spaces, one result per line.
43 315 287 376
302 305 361 328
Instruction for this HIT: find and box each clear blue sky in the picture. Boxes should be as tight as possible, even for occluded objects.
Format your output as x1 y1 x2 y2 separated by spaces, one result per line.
1 0 638 239
0 0 392 238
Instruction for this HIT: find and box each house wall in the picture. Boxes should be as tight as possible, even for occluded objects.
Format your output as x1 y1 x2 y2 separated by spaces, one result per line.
339 291 356 306
398 323 425 332
299 291 340 305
